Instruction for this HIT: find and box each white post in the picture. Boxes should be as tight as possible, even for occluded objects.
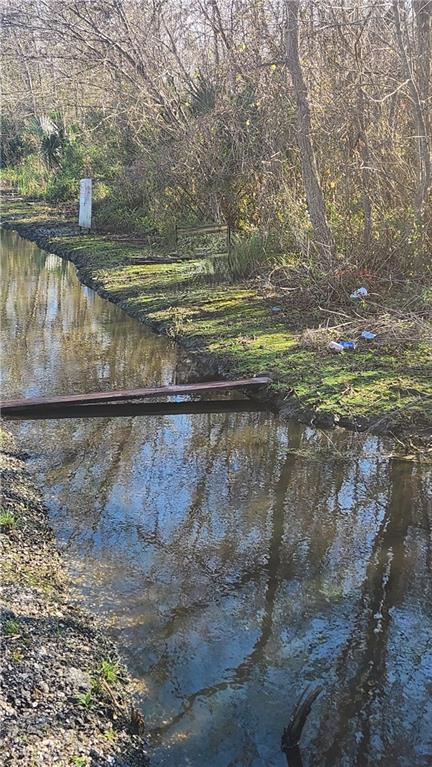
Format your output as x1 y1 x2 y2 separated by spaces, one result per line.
79 178 92 229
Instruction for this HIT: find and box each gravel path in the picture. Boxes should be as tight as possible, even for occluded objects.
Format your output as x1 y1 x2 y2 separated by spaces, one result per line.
0 427 149 767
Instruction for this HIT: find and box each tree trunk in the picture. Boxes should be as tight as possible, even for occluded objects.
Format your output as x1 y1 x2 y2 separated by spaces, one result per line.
414 0 431 139
393 0 431 218
285 0 335 261
355 38 373 249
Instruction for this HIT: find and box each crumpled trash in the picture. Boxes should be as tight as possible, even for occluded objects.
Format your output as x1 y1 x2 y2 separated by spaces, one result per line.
329 341 344 353
338 340 356 350
361 330 376 340
350 287 368 299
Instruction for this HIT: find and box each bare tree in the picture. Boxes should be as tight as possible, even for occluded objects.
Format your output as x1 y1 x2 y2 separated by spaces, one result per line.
285 0 335 260
392 0 431 219
1 0 430 260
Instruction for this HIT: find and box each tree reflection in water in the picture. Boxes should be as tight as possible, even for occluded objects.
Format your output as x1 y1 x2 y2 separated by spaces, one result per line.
2 229 431 766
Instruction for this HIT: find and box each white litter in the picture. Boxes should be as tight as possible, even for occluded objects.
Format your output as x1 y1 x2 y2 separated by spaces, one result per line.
350 287 368 299
328 341 344 353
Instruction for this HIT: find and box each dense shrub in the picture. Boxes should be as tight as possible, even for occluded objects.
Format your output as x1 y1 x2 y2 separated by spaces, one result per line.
13 154 49 198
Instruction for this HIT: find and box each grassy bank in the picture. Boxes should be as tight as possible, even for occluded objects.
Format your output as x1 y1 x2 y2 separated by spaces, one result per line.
2 197 431 439
0 426 148 766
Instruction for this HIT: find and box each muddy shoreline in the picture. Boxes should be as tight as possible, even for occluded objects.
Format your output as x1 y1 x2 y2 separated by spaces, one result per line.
2 216 430 441
0 427 149 766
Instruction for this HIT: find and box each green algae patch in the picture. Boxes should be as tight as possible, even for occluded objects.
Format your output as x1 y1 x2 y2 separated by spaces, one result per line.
2 199 431 436
0 199 53 223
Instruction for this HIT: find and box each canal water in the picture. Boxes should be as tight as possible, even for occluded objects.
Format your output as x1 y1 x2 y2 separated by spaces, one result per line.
1 228 431 767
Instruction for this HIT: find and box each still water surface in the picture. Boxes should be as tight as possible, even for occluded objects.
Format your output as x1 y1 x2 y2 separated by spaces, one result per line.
1 229 431 767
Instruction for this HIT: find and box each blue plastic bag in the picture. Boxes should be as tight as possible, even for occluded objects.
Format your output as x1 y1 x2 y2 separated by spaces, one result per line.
361 330 376 341
337 340 356 350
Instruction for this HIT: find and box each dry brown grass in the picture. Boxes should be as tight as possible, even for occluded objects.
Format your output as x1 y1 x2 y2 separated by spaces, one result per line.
298 303 432 351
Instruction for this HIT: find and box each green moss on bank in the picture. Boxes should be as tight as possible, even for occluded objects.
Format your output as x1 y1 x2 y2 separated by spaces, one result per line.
2 199 431 435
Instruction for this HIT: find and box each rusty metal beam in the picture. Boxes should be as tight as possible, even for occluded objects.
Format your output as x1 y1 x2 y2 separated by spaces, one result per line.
1 378 271 416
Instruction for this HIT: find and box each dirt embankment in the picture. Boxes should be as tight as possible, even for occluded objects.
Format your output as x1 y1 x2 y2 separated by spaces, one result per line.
0 427 148 767
2 199 431 443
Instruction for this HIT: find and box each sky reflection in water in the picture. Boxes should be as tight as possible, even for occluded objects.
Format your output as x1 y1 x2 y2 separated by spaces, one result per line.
1 229 431 767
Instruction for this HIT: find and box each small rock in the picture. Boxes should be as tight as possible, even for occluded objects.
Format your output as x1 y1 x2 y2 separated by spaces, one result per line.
66 667 91 690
